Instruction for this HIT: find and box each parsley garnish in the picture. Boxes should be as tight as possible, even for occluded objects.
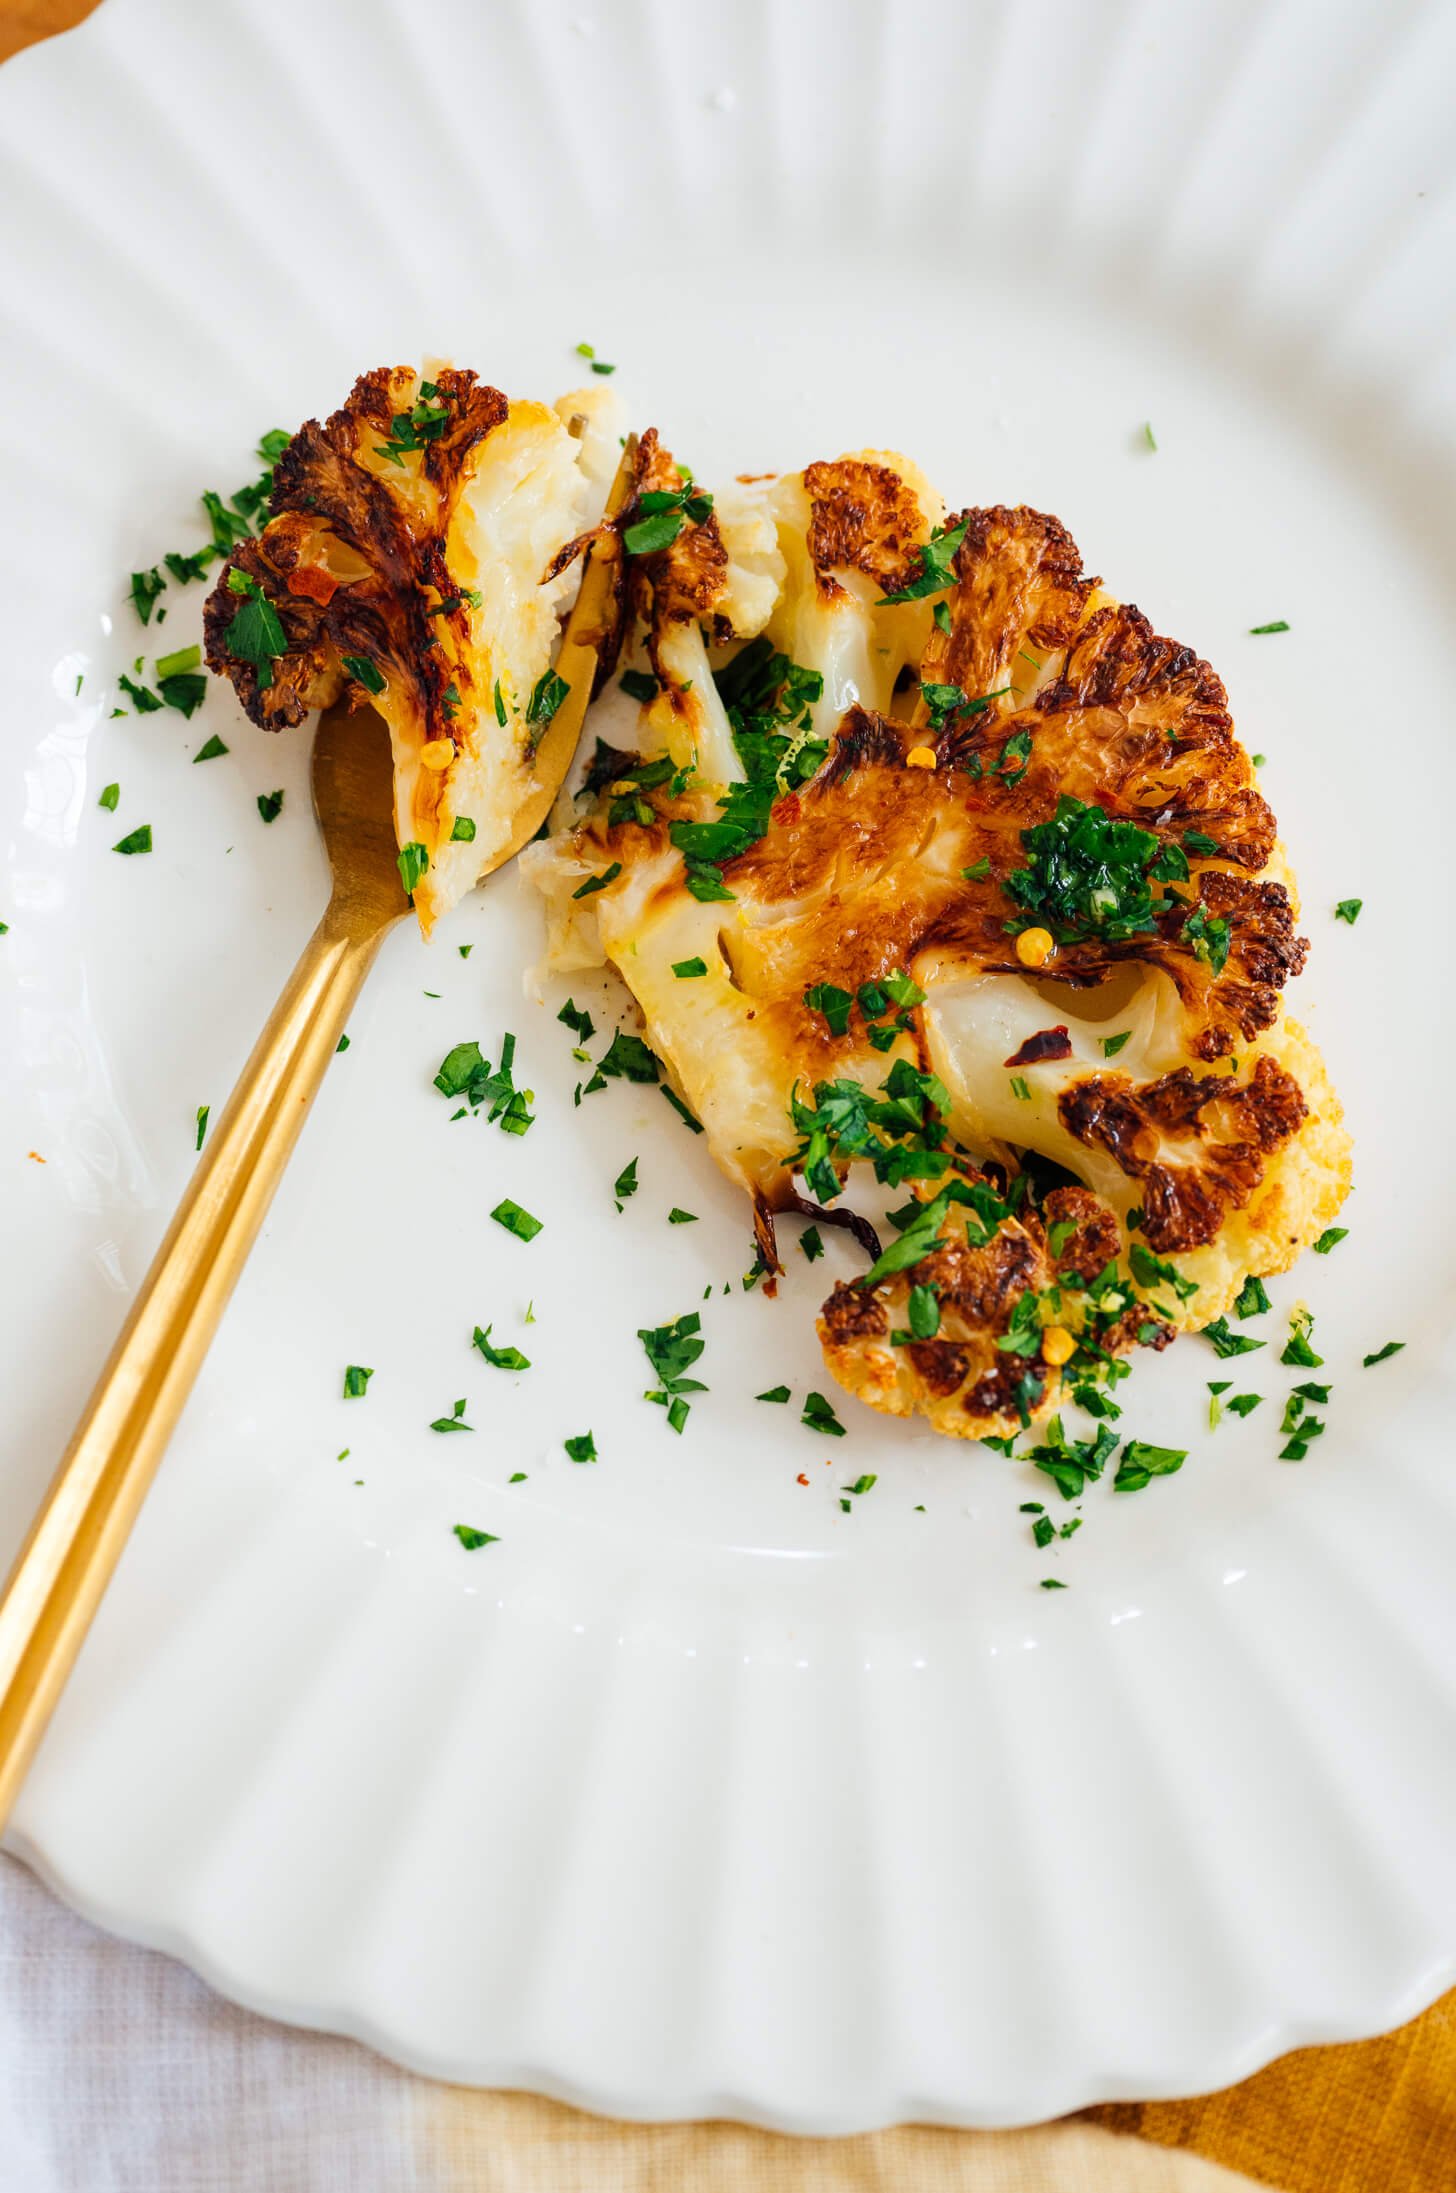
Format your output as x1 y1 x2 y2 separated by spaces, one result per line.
1233 1274 1271 1318
573 861 622 900
1143 421 1158 452
668 1207 698 1225
620 669 658 704
599 1030 659 1082
1334 899 1362 925
112 825 152 855
1010 1075 1032 1101
257 790 284 824
842 1474 877 1496
1202 1317 1264 1358
803 1391 846 1438
876 516 969 605
341 654 386 696
1249 620 1290 635
624 485 715 556
1023 1416 1118 1499
804 982 853 1037
128 568 166 624
800 1226 824 1263
559 999 595 1042
526 670 570 736
564 1431 598 1463
450 817 476 842
434 1035 534 1134
193 733 229 762
1004 796 1187 946
473 1325 530 1371
756 1386 790 1403
1227 1392 1263 1417
454 1525 499 1550
397 841 429 895
1279 1307 1324 1368
961 856 991 881
431 1398 474 1433
661 1087 704 1132
1312 1227 1348 1255
613 1158 639 1209
1113 1439 1187 1491
97 782 120 810
491 1198 543 1242
223 570 287 689
664 640 825 897
342 1365 373 1398
672 957 708 979
1363 1341 1405 1368
117 674 163 714
1102 1031 1132 1058
638 1313 707 1427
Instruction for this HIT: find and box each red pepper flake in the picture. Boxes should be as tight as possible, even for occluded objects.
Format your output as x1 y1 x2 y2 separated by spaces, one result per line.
1004 1025 1072 1069
27 1151 45 1163
286 564 339 606
796 1472 810 1486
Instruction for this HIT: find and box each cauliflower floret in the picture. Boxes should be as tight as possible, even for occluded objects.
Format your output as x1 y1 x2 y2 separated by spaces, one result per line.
203 365 621 933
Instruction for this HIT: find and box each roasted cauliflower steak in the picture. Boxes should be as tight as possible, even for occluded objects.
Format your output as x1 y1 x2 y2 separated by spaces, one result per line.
525 445 1351 1439
204 365 621 933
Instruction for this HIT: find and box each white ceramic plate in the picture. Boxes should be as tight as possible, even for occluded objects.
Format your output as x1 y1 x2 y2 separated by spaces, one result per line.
3 0 1455 2134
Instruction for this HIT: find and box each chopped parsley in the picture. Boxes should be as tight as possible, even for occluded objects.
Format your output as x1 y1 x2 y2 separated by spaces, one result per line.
1363 1341 1405 1368
876 516 969 605
756 1385 791 1403
1249 620 1290 635
598 1030 659 1082
638 1312 707 1427
450 816 477 842
1143 421 1158 452
1128 1242 1198 1305
802 1390 846 1438
1004 796 1191 947
673 957 708 979
336 1034 350 1052
342 1365 373 1398
1040 1579 1069 1590
341 654 386 696
430 1398 474 1433
623 484 715 556
961 856 991 881
493 678 508 726
1202 1317 1265 1358
491 1198 543 1242
842 1474 877 1496
1279 1307 1324 1368
804 982 854 1037
97 782 120 810
434 1034 534 1134
573 861 622 899
1182 902 1232 976
1312 1227 1348 1254
907 1283 940 1338
613 1157 639 1209
192 734 229 762
223 570 287 689
473 1324 531 1371
112 825 152 856
128 568 166 624
195 1104 209 1151
256 789 284 824
1334 899 1362 925
1101 1031 1132 1058
1233 1274 1271 1319
526 670 570 739
453 1525 499 1550
397 841 429 895
564 1431 598 1463
620 668 659 704
1010 1075 1032 1101
117 673 163 714
1023 1416 1118 1499
799 1226 824 1263
665 639 825 897
559 998 596 1043
1227 1392 1263 1417
660 1087 704 1132
668 1207 698 1225
1113 1439 1187 1491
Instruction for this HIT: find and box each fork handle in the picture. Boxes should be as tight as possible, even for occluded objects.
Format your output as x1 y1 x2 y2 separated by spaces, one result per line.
0 894 392 1830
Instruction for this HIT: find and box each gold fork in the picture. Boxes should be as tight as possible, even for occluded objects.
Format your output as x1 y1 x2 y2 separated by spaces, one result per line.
0 439 633 1828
